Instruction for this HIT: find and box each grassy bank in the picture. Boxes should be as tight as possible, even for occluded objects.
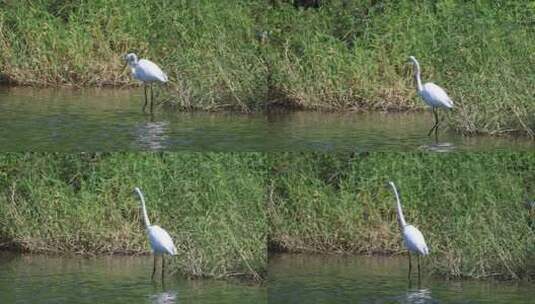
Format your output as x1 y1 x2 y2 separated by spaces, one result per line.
268 153 535 280
1 152 534 281
1 1 534 136
0 153 267 281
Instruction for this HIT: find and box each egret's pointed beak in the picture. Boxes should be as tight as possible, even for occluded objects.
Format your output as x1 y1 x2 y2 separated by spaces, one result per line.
121 54 129 70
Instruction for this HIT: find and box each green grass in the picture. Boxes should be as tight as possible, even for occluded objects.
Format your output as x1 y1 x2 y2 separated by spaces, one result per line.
0 152 534 281
0 153 267 281
0 1 533 135
268 153 535 280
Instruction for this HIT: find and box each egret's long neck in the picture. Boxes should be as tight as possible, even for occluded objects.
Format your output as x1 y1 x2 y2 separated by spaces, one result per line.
412 60 423 93
134 187 151 228
388 182 407 227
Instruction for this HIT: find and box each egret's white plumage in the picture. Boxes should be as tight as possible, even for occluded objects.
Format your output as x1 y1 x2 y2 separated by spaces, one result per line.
403 225 429 256
134 187 176 281
388 181 429 281
409 56 453 137
125 53 168 83
420 83 453 109
124 53 168 112
147 225 177 256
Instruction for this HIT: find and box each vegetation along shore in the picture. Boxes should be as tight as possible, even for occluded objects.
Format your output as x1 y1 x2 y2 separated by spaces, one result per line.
0 152 534 281
0 1 533 136
268 152 535 280
0 153 268 281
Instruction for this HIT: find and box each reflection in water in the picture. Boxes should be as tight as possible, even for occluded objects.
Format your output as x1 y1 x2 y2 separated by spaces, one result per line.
419 142 456 152
150 291 177 304
135 118 170 150
268 254 535 304
403 288 437 304
0 253 265 304
0 87 533 151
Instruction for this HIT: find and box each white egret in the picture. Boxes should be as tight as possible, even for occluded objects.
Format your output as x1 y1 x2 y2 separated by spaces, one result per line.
388 181 429 282
408 56 454 137
124 53 168 113
134 187 177 281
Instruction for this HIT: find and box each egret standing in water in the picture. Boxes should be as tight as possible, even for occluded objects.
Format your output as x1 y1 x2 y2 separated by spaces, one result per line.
387 181 429 282
134 187 177 282
408 56 454 138
124 53 168 113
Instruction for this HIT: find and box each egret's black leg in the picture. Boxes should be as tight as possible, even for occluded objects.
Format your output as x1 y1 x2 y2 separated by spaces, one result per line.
161 255 165 282
427 108 439 136
150 84 154 113
143 85 148 112
417 255 421 283
434 111 440 142
435 110 441 141
151 255 156 281
408 251 412 281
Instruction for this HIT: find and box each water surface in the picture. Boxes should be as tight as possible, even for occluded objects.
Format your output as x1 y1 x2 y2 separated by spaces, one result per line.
0 87 532 151
0 253 265 304
268 254 534 304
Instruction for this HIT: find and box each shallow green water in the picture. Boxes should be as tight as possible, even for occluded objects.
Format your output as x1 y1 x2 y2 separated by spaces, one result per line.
1 253 533 303
0 253 265 304
268 254 534 304
0 87 532 151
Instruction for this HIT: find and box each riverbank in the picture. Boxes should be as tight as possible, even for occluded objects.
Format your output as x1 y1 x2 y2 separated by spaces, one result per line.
0 153 533 281
268 153 535 280
1 1 533 136
0 153 267 281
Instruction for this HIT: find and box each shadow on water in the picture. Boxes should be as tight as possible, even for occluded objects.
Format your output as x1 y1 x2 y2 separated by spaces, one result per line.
0 252 265 304
267 254 535 304
0 87 533 151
